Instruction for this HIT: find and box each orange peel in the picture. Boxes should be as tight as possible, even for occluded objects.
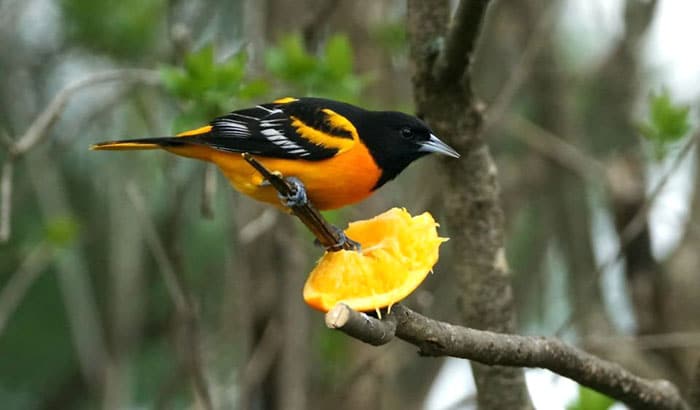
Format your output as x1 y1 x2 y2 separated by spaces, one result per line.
303 207 447 312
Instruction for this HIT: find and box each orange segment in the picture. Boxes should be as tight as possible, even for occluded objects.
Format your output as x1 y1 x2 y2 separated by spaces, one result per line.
303 208 447 312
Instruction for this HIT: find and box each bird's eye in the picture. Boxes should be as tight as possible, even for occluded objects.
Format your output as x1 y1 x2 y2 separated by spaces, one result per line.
400 127 413 139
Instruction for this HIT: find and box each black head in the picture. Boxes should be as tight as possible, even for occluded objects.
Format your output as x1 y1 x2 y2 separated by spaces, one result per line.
358 111 460 189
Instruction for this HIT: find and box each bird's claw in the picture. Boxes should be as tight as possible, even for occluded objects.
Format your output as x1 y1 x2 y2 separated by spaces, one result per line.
272 175 360 252
315 226 362 252
278 176 308 208
332 231 362 252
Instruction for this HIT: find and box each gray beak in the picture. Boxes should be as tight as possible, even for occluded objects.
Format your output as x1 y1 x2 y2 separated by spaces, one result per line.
418 134 460 158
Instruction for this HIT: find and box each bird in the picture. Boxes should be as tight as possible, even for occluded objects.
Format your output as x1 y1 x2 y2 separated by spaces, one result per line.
91 97 460 211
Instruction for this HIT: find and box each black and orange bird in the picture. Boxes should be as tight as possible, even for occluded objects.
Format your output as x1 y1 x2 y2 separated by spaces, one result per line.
91 97 459 211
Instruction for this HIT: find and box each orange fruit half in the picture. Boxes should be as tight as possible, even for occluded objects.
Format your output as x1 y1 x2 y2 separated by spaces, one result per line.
303 208 447 312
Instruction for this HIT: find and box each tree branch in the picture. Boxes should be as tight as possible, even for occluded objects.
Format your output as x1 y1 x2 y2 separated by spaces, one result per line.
327 303 689 410
433 0 491 85
325 304 397 346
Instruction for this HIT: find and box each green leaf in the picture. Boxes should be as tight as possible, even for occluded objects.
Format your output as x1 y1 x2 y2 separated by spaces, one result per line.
45 216 79 247
264 33 366 102
239 78 270 100
567 386 615 410
159 66 186 96
638 88 691 159
324 35 353 79
184 45 215 80
160 44 270 127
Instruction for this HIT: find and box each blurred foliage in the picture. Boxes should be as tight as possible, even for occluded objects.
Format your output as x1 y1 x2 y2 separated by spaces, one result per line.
160 45 269 130
315 329 350 384
566 386 615 410
60 0 166 59
265 34 366 103
160 33 365 131
638 88 692 159
44 216 79 247
371 22 408 58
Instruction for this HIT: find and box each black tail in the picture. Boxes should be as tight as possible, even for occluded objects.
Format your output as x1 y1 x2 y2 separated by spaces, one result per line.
90 137 188 151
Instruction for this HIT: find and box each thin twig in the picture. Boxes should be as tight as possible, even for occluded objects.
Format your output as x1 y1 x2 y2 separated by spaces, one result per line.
239 208 278 244
13 69 160 156
327 303 689 410
0 69 160 243
238 319 282 406
0 159 13 242
178 307 212 410
200 164 218 219
125 182 212 410
481 2 559 136
0 243 52 337
618 133 698 246
26 149 109 387
125 182 188 313
507 114 605 181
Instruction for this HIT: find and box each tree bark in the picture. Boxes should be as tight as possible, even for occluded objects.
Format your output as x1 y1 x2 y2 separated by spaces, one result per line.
407 1 533 408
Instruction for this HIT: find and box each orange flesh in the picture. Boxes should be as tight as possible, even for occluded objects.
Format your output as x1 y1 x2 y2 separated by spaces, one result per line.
303 208 447 312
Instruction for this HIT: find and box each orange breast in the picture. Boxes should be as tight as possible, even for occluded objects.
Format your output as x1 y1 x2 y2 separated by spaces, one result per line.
166 144 382 210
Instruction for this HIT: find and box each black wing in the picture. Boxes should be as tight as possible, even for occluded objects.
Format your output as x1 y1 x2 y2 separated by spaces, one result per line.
184 99 358 161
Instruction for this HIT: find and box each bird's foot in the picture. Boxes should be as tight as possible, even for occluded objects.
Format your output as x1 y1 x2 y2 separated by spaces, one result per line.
315 226 362 252
278 176 308 208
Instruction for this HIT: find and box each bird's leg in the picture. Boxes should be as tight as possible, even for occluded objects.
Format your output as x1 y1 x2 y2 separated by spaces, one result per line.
277 176 308 208
277 177 361 251
242 154 360 252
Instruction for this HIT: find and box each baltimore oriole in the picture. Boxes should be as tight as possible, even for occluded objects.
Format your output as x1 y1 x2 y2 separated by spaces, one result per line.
91 97 459 210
